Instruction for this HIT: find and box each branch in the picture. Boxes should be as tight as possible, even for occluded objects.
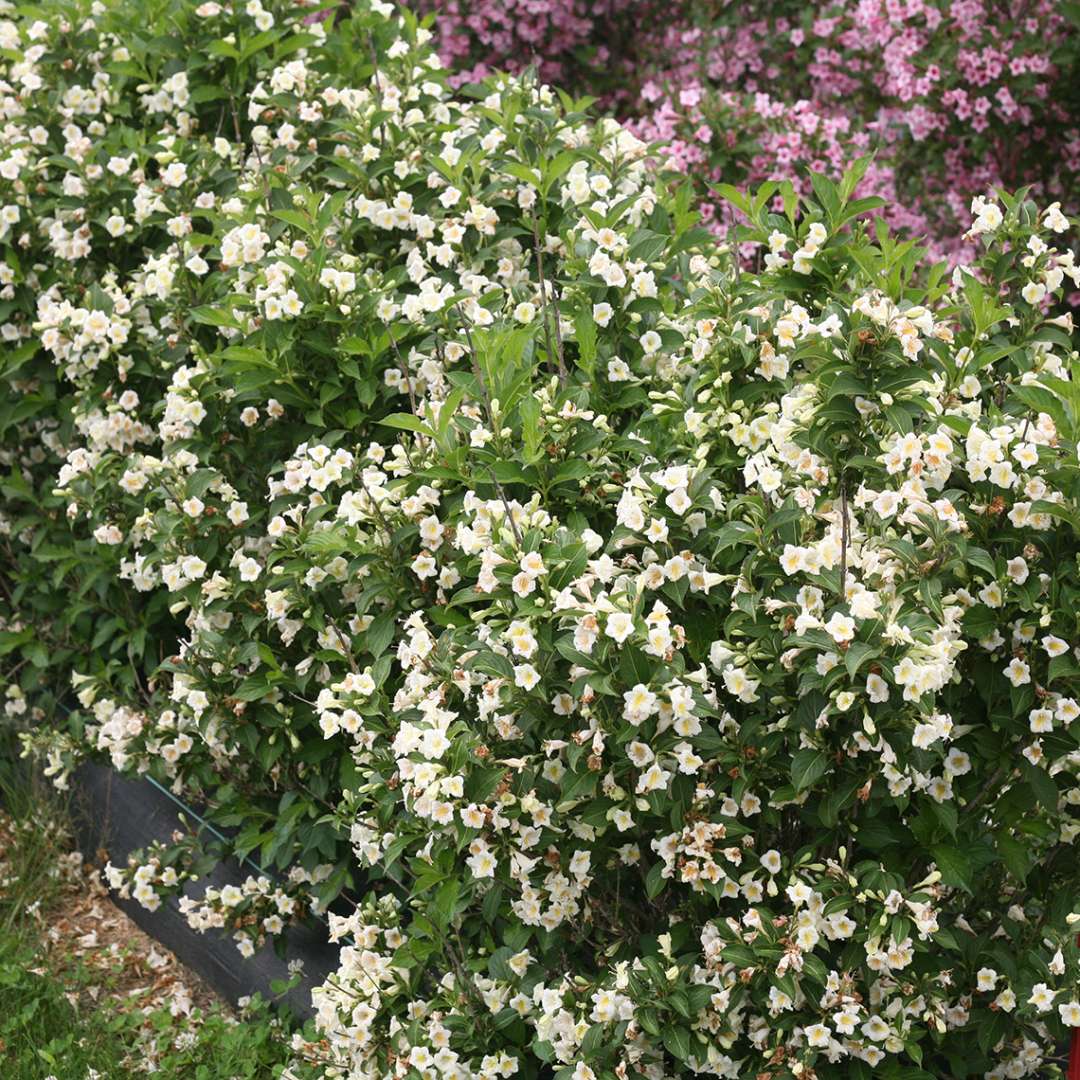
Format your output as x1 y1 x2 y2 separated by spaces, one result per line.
532 218 567 388
839 476 849 599
453 303 495 432
487 468 522 548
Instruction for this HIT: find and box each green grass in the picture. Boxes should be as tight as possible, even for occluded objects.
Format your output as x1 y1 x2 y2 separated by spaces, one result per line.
0 935 296 1080
0 752 71 936
0 939 297 1078
0 753 300 1079
0 933 135 1079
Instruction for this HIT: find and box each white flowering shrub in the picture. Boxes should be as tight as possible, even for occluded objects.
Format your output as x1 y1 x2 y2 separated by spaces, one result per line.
4 0 1080 1078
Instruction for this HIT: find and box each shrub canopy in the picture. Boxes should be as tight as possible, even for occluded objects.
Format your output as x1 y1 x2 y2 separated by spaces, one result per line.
2 2 1080 1079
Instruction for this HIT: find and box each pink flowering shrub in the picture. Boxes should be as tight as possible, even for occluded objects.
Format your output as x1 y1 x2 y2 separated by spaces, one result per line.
656 0 1077 255
410 0 658 89
421 0 1080 258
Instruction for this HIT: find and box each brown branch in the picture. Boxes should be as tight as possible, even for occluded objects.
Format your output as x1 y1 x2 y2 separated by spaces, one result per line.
355 474 395 548
326 616 358 674
531 218 566 388
365 31 389 151
487 468 522 548
385 324 424 448
453 304 495 431
551 279 567 386
961 763 1008 821
839 476 849 599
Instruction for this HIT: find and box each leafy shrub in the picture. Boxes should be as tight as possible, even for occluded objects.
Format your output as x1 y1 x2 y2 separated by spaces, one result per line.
4 1 1080 1079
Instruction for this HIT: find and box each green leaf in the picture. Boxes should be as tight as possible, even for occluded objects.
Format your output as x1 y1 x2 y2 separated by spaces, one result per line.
995 832 1030 883
519 393 542 463
1023 761 1059 811
378 412 435 437
366 612 395 658
628 230 669 264
235 675 274 701
270 207 313 233
579 1023 606 1057
711 183 750 217
637 1007 661 1036
574 308 597 374
844 641 876 678
964 546 997 578
808 173 840 222
961 605 997 639
617 645 653 688
668 990 691 1019
559 768 598 806
644 860 667 899
763 505 804 537
930 844 972 893
826 371 871 400
791 748 829 792
431 879 461 929
190 305 243 330
662 1027 691 1063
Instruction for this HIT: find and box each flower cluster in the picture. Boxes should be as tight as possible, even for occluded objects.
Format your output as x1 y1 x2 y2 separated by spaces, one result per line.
104 842 324 957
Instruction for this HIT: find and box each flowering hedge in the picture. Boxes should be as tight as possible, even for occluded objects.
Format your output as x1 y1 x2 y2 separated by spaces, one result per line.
3 1 1080 1079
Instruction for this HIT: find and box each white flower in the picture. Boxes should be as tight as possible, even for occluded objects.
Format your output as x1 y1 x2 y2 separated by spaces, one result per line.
1059 1001 1080 1026
1021 280 1046 305
467 849 497 878
832 1009 859 1035
1005 556 1028 584
220 884 244 907
722 665 760 703
1004 658 1030 687
514 664 540 691
639 330 661 355
636 762 671 794
861 1015 890 1042
238 557 261 582
969 195 1003 234
866 673 889 702
1042 635 1068 657
824 612 855 644
411 552 437 579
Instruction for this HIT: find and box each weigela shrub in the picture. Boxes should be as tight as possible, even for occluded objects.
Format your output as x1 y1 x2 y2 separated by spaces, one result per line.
419 0 1080 260
409 0 659 92
631 1 1079 260
4 1 1080 1079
